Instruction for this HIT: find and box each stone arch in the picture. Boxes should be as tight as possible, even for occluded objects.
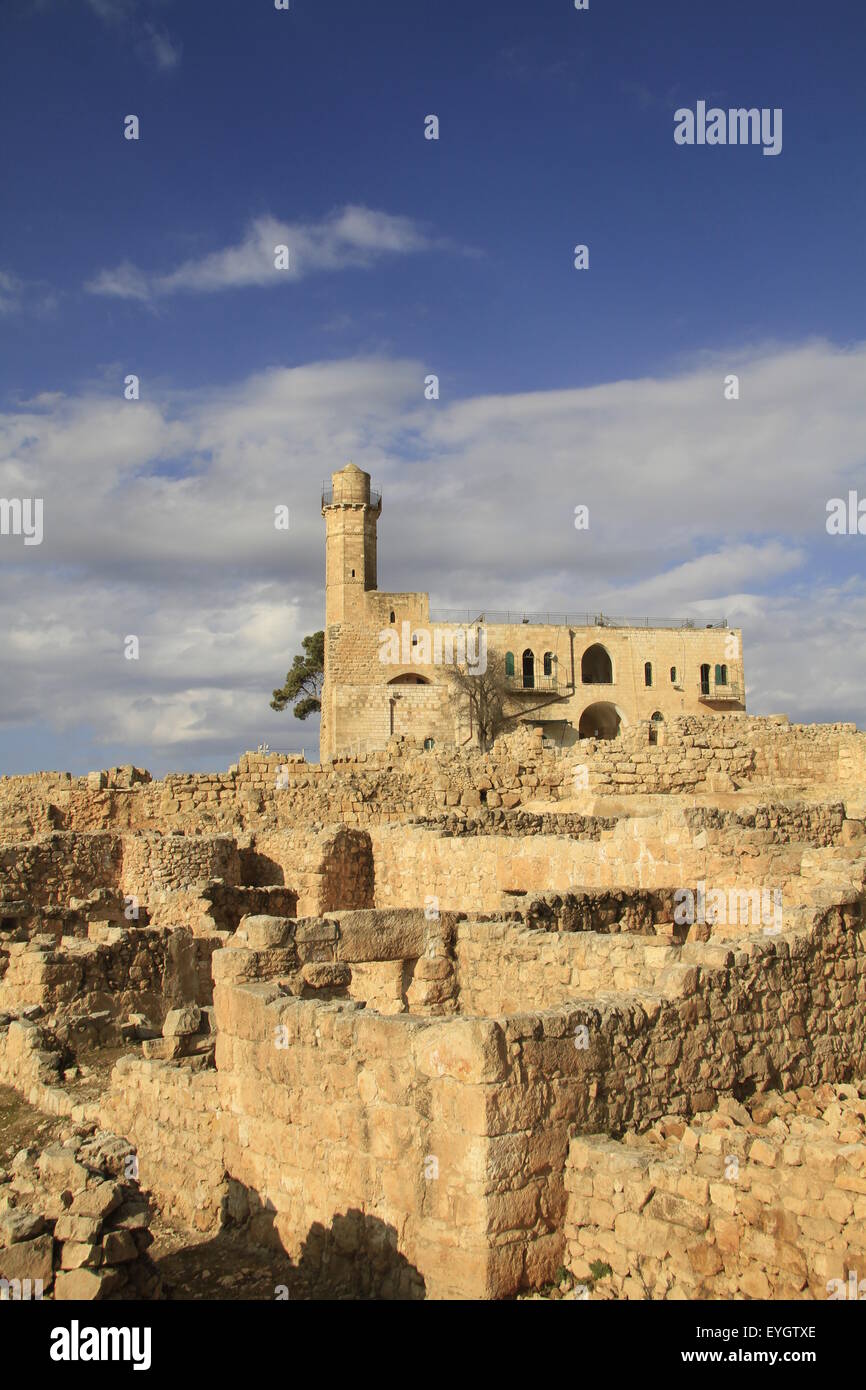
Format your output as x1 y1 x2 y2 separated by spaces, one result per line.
387 673 431 685
578 701 621 740
581 643 613 684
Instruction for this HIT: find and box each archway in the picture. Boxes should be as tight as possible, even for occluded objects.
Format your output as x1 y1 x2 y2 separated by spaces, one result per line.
581 643 613 684
522 649 535 689
578 702 621 740
387 674 431 685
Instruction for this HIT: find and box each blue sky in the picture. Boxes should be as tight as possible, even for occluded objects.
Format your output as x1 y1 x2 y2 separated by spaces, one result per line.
1 0 865 774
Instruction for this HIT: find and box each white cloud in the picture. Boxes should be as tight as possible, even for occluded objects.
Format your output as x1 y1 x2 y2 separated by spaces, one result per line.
86 207 439 300
139 21 181 71
1 340 865 771
82 0 181 71
0 269 57 317
84 261 151 302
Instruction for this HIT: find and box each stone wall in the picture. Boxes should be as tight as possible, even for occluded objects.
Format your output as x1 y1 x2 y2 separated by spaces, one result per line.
369 814 810 917
454 920 683 1015
0 832 239 915
245 827 373 916
100 1059 229 1235
0 927 218 1026
119 833 240 903
3 715 865 842
564 1083 866 1300
0 834 123 909
93 877 866 1298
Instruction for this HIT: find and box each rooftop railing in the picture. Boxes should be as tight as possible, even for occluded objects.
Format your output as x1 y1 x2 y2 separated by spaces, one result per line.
321 484 382 509
428 610 727 630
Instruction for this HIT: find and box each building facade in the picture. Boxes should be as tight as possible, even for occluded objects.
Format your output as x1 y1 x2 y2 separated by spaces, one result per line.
319 464 745 761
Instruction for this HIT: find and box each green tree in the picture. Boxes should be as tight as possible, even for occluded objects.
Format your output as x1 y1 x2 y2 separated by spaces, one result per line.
271 631 325 720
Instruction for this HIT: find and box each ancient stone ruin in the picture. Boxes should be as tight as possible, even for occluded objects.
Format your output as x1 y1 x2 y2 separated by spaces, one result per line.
1 711 865 1299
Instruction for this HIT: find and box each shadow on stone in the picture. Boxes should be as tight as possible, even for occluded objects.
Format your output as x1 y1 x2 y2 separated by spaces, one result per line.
154 1191 425 1301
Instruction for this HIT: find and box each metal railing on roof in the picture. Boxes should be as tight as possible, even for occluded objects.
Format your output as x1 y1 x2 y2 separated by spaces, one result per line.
321 483 382 509
428 610 727 630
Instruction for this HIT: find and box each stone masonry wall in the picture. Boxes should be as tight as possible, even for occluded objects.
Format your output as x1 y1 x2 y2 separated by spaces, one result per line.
100 1059 229 1235
0 832 240 914
2 716 865 841
564 1083 866 1300
0 927 218 1025
96 881 866 1298
369 816 809 916
454 920 682 1015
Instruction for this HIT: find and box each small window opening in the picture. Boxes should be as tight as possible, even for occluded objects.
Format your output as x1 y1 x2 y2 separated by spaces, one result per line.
644 662 653 687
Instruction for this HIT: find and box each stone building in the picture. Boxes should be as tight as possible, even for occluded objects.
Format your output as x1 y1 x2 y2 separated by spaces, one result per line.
320 463 745 760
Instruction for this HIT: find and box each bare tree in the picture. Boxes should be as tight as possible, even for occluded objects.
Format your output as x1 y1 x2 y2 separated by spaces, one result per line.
443 645 510 750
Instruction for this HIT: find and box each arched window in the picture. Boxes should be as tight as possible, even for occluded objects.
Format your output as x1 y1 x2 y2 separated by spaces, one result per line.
651 711 663 722
389 611 395 624
578 702 621 740
423 737 435 751
670 666 677 683
543 651 553 677
522 649 535 689
581 644 613 684
700 663 710 695
505 651 515 678
715 663 728 685
644 662 653 687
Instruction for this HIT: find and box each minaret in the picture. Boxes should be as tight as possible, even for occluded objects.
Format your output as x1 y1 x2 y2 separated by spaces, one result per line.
322 463 381 626
320 464 381 759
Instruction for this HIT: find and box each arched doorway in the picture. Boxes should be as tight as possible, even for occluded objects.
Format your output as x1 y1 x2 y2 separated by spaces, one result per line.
578 702 621 740
581 644 613 684
522 649 535 689
700 663 710 695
